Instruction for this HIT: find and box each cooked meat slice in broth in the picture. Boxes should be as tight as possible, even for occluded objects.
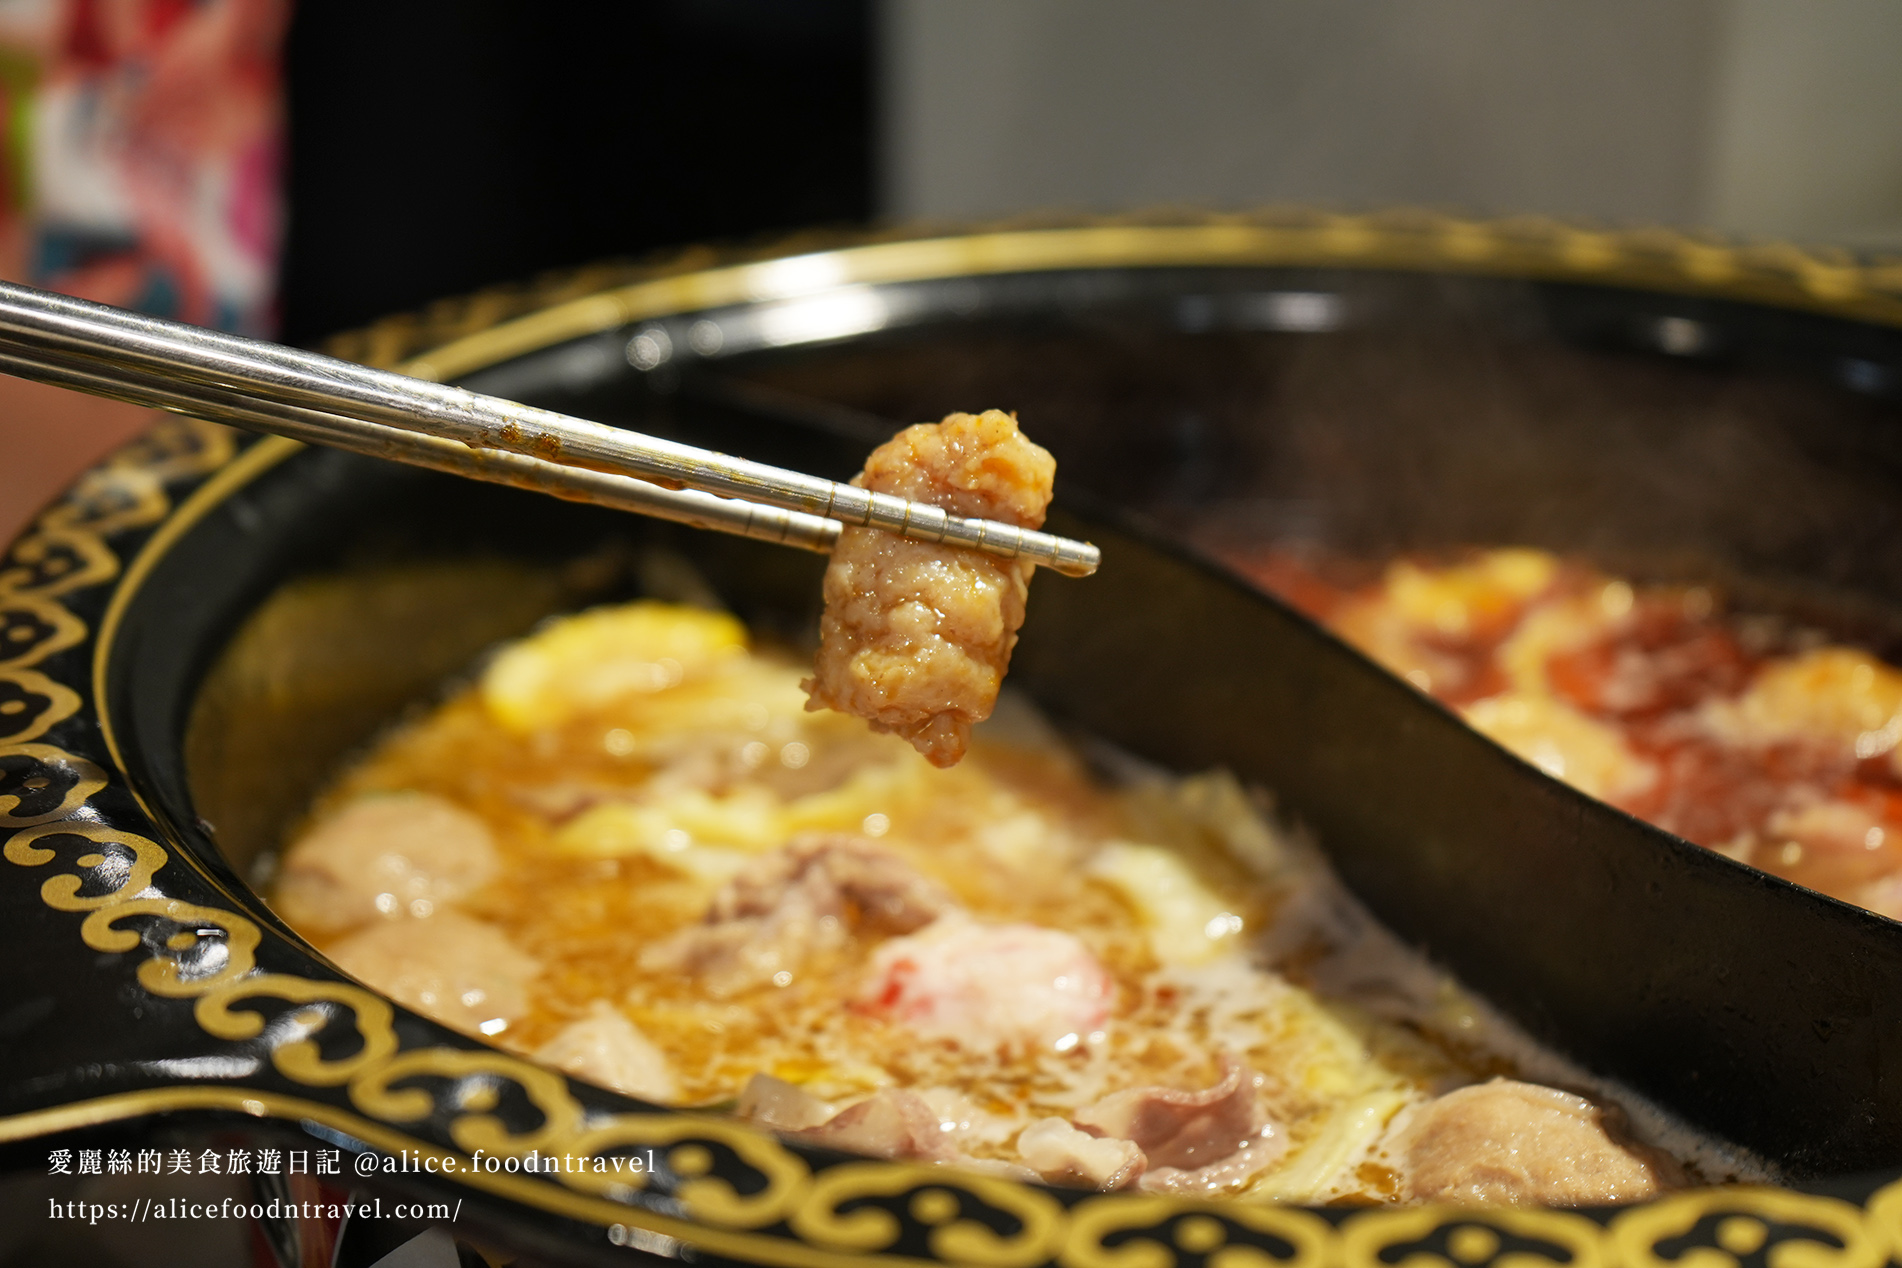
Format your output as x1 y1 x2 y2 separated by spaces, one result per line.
736 1074 838 1131
276 792 498 934
641 836 951 996
1075 1059 1285 1194
1389 1078 1681 1206
711 834 950 933
1017 1117 1145 1190
329 911 539 1037
804 410 1057 768
534 1001 679 1102
790 1087 957 1161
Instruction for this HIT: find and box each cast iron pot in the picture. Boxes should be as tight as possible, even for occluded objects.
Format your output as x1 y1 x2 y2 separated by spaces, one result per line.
5 213 1902 1266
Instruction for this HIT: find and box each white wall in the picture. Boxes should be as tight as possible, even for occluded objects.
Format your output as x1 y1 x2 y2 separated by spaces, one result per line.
1705 0 1902 244
882 0 1902 246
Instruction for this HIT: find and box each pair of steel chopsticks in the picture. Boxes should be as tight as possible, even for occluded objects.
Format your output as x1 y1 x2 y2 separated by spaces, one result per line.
0 280 1100 577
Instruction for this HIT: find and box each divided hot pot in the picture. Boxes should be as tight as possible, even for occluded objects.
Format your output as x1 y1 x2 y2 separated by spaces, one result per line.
6 212 1902 1265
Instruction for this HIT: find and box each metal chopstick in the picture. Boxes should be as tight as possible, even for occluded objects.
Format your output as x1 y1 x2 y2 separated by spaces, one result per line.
0 339 846 554
0 280 1100 577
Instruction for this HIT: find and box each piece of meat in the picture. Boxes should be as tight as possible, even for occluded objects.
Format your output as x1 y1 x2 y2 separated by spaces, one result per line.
856 915 1114 1049
1073 1059 1285 1194
917 1086 1020 1154
738 1077 1032 1177
791 1087 959 1161
1389 1078 1681 1206
276 792 499 934
1016 1117 1145 1191
736 1073 838 1131
533 1001 679 1103
641 836 951 996
709 835 950 930
803 410 1057 768
328 910 539 1038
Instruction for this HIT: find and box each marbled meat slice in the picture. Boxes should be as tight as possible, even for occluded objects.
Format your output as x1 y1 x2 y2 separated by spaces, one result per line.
639 835 951 997
1073 1058 1286 1194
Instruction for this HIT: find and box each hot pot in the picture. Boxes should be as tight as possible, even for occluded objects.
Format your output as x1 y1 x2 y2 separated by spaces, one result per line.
5 212 1902 1265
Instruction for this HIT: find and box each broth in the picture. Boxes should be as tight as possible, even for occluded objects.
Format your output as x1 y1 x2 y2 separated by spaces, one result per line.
1222 545 1902 919
270 599 1750 1204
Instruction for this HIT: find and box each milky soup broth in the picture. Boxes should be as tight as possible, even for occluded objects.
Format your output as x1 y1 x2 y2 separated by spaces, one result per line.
272 601 1711 1204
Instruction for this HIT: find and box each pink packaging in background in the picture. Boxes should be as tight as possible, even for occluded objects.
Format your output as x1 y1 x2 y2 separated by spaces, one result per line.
0 0 288 541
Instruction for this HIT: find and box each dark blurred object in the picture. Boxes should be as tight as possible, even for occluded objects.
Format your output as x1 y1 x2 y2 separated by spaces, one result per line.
278 0 874 346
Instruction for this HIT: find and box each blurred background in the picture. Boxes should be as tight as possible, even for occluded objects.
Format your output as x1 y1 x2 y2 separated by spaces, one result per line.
0 0 1898 544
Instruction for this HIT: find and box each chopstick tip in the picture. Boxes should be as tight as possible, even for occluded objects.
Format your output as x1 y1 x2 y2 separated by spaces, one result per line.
1051 541 1100 578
